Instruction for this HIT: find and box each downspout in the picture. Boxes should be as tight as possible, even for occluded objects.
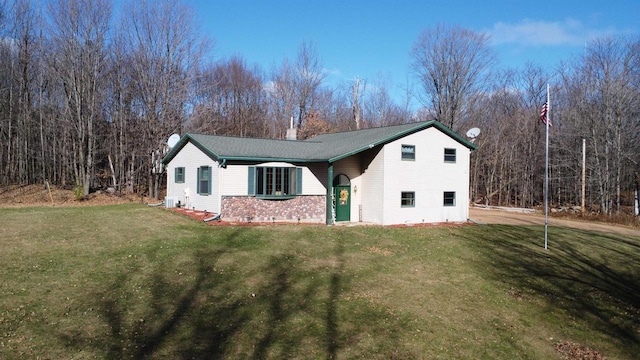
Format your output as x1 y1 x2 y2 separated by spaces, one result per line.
326 162 334 225
218 158 226 216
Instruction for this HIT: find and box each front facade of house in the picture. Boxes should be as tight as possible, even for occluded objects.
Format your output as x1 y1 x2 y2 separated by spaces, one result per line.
162 120 476 225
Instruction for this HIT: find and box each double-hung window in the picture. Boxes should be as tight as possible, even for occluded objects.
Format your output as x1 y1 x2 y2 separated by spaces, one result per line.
444 148 456 163
443 191 456 206
174 167 185 183
197 166 212 195
249 166 302 198
401 191 415 207
401 145 415 161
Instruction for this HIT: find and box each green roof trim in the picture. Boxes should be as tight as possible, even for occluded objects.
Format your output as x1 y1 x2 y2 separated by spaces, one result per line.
161 120 477 165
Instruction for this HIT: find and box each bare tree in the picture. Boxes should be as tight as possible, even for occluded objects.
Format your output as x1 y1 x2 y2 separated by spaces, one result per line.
47 0 111 196
266 41 326 136
189 56 267 137
364 73 409 127
267 59 298 138
559 36 640 214
120 0 207 198
411 24 496 130
462 61 552 208
293 41 325 129
351 76 363 129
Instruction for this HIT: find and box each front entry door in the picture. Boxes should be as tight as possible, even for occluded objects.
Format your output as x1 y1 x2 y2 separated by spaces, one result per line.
333 172 351 222
334 185 351 221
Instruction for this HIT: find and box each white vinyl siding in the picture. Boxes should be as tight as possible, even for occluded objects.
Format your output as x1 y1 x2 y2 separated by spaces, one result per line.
376 127 469 225
165 142 219 212
360 147 385 224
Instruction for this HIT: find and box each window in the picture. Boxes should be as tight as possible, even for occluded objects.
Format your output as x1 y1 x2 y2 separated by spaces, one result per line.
401 192 415 207
443 191 456 206
197 166 211 195
250 166 301 197
401 144 415 160
174 167 185 183
444 148 456 163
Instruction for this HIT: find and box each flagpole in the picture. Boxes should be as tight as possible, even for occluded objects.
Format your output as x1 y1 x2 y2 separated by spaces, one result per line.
544 84 550 250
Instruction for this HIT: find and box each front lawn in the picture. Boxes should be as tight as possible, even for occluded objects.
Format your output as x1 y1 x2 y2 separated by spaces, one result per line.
0 204 637 359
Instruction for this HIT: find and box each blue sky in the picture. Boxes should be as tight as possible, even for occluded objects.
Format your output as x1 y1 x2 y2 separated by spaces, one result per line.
191 0 639 103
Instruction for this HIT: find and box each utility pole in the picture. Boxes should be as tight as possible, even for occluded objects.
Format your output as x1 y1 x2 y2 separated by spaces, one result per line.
635 173 639 218
581 138 586 214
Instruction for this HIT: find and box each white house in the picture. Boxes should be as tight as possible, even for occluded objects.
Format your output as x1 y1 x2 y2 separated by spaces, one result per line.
161 120 477 225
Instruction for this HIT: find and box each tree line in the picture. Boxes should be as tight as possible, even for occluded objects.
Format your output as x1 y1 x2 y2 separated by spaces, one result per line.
0 0 638 216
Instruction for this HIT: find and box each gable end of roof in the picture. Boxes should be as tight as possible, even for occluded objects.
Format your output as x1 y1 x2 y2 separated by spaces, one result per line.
161 134 221 165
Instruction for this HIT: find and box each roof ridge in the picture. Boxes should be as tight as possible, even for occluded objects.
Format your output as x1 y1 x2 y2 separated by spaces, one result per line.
162 119 474 165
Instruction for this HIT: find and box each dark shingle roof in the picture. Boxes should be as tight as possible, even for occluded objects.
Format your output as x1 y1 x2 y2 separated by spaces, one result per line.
161 120 476 164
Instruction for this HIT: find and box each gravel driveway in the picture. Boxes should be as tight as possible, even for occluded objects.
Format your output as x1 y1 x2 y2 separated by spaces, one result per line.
469 207 640 237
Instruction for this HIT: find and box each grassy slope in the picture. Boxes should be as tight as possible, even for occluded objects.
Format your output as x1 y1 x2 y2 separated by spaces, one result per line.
0 204 638 359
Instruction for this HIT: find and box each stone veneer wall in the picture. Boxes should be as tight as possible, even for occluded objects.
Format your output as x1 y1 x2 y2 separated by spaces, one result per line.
221 195 326 223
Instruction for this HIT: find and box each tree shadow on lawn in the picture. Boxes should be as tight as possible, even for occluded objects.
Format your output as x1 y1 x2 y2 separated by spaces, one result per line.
59 228 409 359
249 231 413 359
462 225 640 356
59 245 248 359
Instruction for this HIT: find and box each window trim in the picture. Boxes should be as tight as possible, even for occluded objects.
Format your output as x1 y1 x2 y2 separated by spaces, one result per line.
443 191 456 206
174 167 185 183
401 191 415 207
444 148 456 163
401 144 416 161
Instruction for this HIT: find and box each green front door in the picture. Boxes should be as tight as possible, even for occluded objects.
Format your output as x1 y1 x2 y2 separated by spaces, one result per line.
334 185 351 222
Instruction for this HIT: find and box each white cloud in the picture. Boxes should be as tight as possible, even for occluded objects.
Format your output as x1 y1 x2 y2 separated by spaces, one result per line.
488 18 620 47
322 67 341 78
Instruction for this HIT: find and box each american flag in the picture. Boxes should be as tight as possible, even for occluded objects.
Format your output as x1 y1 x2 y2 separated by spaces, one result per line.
539 102 551 126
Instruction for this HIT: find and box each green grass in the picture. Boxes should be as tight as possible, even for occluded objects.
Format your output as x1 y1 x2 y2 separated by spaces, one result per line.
0 204 638 359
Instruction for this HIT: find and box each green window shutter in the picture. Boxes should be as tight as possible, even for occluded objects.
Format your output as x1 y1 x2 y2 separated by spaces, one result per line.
174 168 179 182
248 166 255 195
197 167 201 194
296 167 303 195
207 167 212 194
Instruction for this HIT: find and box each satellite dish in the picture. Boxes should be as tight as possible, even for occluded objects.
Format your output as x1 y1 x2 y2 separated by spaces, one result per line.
466 127 481 139
167 134 180 149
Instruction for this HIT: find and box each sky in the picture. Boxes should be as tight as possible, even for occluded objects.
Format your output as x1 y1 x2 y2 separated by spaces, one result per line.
190 0 639 105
